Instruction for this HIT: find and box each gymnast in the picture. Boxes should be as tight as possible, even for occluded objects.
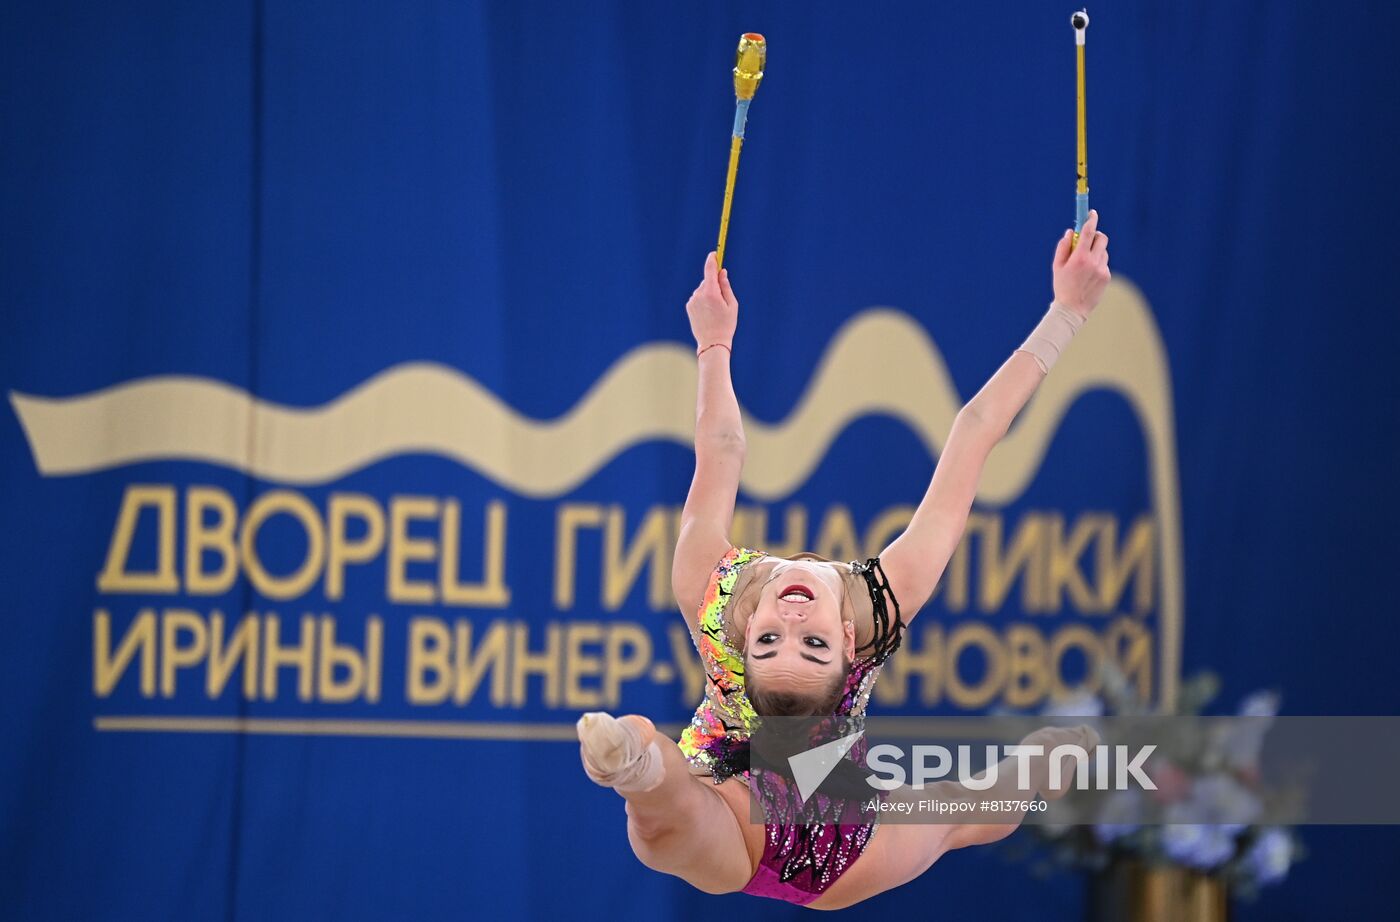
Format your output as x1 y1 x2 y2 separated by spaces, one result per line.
578 210 1112 907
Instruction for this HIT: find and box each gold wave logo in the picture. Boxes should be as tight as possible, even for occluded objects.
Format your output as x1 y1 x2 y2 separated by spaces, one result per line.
8 278 1181 704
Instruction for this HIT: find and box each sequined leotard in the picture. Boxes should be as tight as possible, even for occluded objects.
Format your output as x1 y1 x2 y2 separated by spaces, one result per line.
677 546 903 905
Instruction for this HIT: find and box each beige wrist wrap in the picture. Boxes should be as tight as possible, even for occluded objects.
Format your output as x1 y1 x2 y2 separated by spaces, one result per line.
1016 302 1086 374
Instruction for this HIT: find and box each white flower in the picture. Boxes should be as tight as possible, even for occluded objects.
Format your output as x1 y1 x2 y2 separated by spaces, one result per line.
1041 690 1104 718
1209 690 1279 775
1170 775 1261 832
1237 691 1280 718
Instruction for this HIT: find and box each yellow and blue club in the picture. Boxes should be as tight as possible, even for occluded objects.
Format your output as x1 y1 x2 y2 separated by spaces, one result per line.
1071 10 1090 250
716 33 766 271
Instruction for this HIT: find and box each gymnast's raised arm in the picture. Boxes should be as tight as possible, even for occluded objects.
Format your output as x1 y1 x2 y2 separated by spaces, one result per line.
671 252 745 619
878 211 1113 617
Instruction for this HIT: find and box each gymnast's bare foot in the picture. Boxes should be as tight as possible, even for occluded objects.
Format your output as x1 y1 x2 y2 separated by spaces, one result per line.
1024 724 1101 800
577 713 663 793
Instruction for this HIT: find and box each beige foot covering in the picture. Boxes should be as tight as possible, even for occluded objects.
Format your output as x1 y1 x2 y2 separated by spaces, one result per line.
577 712 663 793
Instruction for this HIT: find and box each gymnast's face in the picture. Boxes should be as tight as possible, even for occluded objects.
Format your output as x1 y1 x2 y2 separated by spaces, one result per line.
743 559 856 696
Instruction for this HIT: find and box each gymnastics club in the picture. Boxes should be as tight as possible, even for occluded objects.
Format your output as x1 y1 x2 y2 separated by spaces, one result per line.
715 33 766 270
1070 10 1090 250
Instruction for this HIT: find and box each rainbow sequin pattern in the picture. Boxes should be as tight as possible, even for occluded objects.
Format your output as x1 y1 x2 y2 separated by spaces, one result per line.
678 546 764 775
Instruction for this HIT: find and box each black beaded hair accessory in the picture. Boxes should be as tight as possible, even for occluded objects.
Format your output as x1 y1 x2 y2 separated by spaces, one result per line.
851 557 904 666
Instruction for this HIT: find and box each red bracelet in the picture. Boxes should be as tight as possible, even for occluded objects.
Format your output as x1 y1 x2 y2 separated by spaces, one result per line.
697 342 732 357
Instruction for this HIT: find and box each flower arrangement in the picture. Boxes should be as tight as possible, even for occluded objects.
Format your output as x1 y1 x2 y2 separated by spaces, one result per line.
1013 669 1303 900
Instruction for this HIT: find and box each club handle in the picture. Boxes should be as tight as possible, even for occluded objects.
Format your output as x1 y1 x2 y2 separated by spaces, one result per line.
1072 193 1089 249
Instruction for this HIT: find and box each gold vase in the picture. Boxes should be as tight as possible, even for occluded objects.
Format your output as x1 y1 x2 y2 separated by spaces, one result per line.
1087 857 1229 922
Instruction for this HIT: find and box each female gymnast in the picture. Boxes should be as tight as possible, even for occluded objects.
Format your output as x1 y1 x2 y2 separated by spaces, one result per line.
578 211 1112 907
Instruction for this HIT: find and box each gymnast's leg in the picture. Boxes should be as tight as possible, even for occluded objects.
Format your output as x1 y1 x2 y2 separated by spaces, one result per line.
577 713 754 894
816 724 1102 908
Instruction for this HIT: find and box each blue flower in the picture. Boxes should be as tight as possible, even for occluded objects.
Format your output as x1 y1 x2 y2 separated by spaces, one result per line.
1161 824 1236 870
1157 776 1259 870
1092 788 1144 845
1243 828 1293 887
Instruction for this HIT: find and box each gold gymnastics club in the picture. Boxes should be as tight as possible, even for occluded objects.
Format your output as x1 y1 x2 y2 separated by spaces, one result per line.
715 33 766 270
1070 10 1090 250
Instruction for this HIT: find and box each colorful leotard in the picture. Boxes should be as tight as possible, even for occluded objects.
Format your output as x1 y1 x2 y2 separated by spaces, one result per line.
677 546 903 904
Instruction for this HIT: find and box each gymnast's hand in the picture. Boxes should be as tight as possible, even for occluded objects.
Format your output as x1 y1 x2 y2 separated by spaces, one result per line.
1052 209 1111 318
686 251 739 351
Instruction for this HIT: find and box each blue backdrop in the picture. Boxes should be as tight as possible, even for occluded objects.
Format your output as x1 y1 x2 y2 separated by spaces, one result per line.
3 2 1398 920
